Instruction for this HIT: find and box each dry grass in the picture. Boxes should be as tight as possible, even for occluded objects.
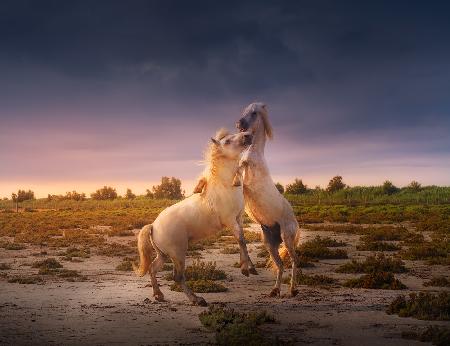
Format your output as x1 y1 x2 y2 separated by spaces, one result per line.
400 241 450 265
7 276 44 284
115 259 133 271
243 230 261 243
402 325 450 346
0 263 11 270
170 280 228 293
220 246 240 254
283 273 337 286
356 241 400 251
97 242 135 257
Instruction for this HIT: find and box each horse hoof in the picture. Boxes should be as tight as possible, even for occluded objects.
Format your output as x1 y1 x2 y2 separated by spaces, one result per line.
241 268 250 277
269 288 280 297
154 293 165 302
249 267 258 275
290 289 299 297
195 297 207 307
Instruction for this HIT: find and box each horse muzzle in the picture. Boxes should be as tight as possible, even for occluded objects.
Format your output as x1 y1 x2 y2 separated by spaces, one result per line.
236 118 248 132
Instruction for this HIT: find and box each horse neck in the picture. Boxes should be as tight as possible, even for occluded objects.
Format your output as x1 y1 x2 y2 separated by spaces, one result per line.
208 157 238 185
251 124 266 154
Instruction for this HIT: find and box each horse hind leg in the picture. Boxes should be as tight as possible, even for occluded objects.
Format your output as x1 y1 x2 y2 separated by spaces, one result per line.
262 223 283 297
172 258 207 306
282 230 300 297
150 252 166 301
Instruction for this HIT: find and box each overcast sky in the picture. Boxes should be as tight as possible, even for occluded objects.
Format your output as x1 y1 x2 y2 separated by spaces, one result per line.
1 0 450 197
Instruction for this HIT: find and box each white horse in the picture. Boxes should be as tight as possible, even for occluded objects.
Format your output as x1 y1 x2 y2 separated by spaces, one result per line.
235 102 301 297
134 129 254 306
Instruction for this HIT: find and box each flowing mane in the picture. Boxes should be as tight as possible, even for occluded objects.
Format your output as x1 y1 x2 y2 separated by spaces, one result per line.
203 128 230 179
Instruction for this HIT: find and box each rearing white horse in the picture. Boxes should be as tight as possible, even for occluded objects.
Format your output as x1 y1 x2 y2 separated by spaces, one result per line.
235 102 300 297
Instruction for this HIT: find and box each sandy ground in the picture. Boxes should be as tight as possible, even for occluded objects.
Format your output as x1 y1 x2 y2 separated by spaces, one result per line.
0 224 449 345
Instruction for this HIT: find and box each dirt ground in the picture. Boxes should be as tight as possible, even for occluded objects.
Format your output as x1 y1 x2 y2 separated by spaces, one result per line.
0 223 449 345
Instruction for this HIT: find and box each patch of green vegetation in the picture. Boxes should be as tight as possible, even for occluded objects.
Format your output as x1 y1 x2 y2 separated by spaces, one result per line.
424 276 450 288
162 263 173 271
199 304 278 346
305 224 365 234
107 229 134 237
360 226 411 242
336 254 407 273
0 240 26 250
0 263 11 270
32 258 63 269
220 246 240 254
344 271 406 289
400 241 450 265
283 273 337 286
402 325 450 346
97 242 135 257
170 279 227 293
8 276 44 284
308 235 346 247
59 246 91 260
387 292 450 320
298 237 348 260
356 241 400 251
165 260 227 281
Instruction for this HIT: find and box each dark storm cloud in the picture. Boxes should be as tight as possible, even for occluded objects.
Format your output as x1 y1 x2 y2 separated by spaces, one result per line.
1 0 450 195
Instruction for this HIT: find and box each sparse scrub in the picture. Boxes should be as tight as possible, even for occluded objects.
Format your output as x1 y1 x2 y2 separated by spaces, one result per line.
115 259 133 271
298 238 348 260
199 304 277 346
308 235 346 247
424 276 450 288
170 280 227 293
32 258 63 270
0 263 11 270
336 254 407 273
344 272 406 289
59 246 90 260
97 242 135 257
400 241 449 265
283 273 337 286
8 276 44 284
220 246 240 254
402 325 450 346
356 241 400 251
387 292 450 320
360 226 411 242
244 230 261 243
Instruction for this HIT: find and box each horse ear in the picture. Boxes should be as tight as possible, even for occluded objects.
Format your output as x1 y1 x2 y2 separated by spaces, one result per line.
210 138 220 146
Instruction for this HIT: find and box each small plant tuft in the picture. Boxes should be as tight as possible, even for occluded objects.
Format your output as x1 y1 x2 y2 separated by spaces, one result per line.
387 292 450 320
344 271 406 289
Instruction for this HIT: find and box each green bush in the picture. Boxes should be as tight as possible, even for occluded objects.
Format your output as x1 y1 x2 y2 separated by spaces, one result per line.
344 271 406 289
336 253 407 273
387 292 450 320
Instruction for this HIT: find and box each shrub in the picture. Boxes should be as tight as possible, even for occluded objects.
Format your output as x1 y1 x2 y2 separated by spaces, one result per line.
124 188 136 199
387 292 450 320
299 238 348 260
402 325 450 346
360 226 411 241
406 181 422 192
91 186 118 200
115 259 133 271
285 179 308 194
0 263 11 270
220 246 240 254
32 258 63 270
424 276 450 288
8 276 44 284
170 280 227 293
336 254 407 273
326 176 346 193
244 230 261 243
165 260 227 281
283 273 337 286
199 304 276 346
356 241 400 251
151 177 184 199
382 180 399 195
344 271 406 289
400 242 449 265
275 182 284 194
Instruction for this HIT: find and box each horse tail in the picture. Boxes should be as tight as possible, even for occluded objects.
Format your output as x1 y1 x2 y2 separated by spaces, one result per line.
133 224 154 277
271 226 301 270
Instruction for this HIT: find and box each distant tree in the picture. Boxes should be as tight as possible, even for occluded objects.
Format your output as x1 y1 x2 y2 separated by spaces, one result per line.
11 189 35 211
285 179 308 194
91 186 118 200
145 189 154 198
326 176 346 193
275 182 284 194
382 180 399 195
65 191 86 201
125 188 136 199
152 177 184 199
407 180 422 192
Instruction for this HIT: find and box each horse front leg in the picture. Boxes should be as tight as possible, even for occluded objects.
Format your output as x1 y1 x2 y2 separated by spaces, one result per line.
231 221 257 276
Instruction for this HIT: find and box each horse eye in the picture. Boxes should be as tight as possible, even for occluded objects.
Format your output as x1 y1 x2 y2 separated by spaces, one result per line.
225 139 231 145
251 112 257 118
